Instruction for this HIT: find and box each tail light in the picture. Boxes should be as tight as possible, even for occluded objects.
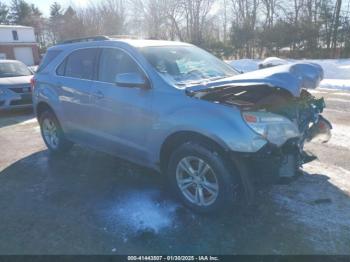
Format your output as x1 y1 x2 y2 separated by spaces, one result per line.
30 77 36 92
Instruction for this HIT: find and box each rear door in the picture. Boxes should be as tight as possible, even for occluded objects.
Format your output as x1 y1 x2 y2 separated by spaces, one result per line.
89 47 153 164
55 48 99 139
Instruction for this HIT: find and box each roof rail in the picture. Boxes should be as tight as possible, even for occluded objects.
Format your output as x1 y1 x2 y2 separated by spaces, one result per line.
59 35 110 45
108 35 139 39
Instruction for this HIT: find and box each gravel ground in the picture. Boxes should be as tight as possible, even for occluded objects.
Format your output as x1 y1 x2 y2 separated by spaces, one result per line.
0 89 349 254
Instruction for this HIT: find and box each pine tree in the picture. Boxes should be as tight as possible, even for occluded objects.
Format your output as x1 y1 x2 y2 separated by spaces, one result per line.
49 2 64 43
0 2 9 24
9 0 32 25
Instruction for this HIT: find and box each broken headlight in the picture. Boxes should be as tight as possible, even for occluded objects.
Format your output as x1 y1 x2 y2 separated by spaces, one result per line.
243 111 300 146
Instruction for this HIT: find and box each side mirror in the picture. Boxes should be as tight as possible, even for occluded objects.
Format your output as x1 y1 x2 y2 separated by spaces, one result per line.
115 72 149 89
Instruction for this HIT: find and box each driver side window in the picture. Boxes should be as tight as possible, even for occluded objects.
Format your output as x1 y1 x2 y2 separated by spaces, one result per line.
98 48 142 84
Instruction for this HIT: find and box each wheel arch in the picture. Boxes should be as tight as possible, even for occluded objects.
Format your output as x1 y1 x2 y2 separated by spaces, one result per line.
36 101 56 119
159 130 255 204
159 131 230 173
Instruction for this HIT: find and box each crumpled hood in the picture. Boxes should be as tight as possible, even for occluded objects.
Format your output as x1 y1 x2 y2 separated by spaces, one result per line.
0 75 32 87
186 62 324 97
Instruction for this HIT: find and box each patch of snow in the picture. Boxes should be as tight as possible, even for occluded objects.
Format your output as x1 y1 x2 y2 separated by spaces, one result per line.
327 124 350 149
34 126 41 133
19 118 37 125
329 92 350 97
325 97 350 103
307 59 350 80
271 161 350 253
319 79 350 91
339 64 350 69
324 108 349 114
229 59 259 72
105 189 178 234
308 90 329 95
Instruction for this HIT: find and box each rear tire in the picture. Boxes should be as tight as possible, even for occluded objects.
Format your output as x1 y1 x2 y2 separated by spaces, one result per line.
167 142 240 213
39 110 73 155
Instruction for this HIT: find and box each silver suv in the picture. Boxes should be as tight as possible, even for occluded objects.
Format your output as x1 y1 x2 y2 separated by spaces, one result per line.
33 36 331 213
0 60 33 110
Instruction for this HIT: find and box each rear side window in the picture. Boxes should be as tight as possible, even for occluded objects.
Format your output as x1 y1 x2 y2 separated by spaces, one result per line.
37 50 62 73
57 48 99 80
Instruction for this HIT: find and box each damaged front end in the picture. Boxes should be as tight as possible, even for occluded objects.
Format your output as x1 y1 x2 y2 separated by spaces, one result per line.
187 63 332 183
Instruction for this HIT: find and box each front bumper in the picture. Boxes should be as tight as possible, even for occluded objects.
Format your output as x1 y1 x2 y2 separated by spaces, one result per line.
0 87 33 111
232 138 304 185
232 112 332 185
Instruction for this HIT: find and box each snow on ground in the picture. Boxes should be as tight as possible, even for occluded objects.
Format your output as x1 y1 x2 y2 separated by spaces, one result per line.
103 189 179 235
307 59 350 80
319 79 350 90
19 118 37 125
230 59 261 72
228 58 350 91
327 123 350 149
229 58 350 251
271 161 350 252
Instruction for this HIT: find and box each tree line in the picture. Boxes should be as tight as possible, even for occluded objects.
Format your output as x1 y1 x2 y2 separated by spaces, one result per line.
0 0 349 59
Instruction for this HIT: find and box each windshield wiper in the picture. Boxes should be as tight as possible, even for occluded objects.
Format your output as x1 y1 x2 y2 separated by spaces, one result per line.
207 76 230 81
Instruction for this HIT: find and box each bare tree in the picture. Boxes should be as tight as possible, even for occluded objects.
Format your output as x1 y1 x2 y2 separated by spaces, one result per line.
331 0 342 56
230 0 259 57
182 0 216 45
75 0 126 36
261 0 283 28
41 0 350 59
129 0 169 39
164 0 185 41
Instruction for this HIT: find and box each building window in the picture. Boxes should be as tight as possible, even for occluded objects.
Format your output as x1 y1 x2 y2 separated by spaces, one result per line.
12 30 18 41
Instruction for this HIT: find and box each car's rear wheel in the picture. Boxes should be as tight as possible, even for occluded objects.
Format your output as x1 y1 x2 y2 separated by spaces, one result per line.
39 110 73 155
167 142 240 213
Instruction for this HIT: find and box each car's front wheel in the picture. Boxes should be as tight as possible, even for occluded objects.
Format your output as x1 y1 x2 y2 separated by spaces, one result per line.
39 110 73 155
167 142 240 213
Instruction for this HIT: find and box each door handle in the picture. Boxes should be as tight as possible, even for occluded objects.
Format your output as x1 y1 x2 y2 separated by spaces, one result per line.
92 90 104 99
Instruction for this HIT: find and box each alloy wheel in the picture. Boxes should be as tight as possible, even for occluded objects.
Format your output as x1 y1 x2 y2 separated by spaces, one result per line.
42 118 59 149
176 156 219 207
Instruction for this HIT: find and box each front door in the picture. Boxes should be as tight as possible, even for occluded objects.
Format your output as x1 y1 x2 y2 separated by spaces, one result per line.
89 48 153 164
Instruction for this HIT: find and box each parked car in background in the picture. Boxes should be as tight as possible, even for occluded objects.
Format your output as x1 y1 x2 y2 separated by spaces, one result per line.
28 65 38 73
32 36 332 213
0 60 33 110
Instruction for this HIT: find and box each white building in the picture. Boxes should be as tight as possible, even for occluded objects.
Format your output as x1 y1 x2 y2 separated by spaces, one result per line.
0 25 40 65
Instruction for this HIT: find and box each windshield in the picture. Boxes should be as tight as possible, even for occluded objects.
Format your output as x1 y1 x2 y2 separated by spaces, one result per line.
139 45 238 86
0 61 32 78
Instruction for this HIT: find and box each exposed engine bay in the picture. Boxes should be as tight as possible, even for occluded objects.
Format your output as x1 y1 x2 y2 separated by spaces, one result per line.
195 84 331 144
188 83 332 183
184 62 332 190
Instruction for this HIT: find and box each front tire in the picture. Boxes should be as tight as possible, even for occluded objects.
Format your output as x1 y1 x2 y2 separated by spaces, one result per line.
167 142 240 213
39 110 73 155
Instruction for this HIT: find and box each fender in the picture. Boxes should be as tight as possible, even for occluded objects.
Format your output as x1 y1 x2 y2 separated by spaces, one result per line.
147 97 267 165
33 82 67 132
